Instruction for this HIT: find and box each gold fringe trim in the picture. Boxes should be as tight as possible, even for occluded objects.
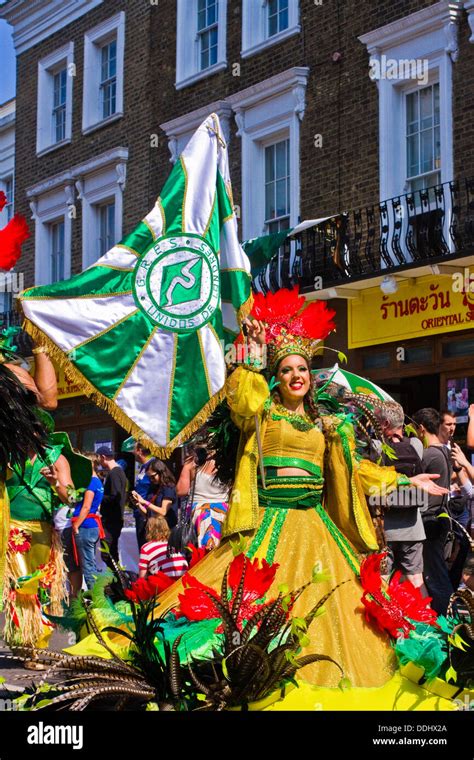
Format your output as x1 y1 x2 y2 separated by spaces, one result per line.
237 293 253 325
166 385 227 452
22 318 228 458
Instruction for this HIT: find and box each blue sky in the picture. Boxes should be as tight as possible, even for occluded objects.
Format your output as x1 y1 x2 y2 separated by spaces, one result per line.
0 17 15 105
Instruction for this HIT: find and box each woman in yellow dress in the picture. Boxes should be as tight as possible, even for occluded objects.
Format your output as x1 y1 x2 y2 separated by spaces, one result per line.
151 289 447 694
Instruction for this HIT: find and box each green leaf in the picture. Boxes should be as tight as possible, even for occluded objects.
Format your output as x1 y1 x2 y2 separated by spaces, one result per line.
278 583 289 595
34 698 53 709
337 351 348 364
268 376 280 392
229 534 247 557
291 616 307 632
338 677 352 691
313 605 326 619
36 683 53 693
221 656 230 680
146 701 159 711
381 442 397 461
298 634 310 648
102 626 133 641
285 650 298 667
312 566 332 583
404 423 418 438
445 665 457 683
0 676 5 684
449 633 469 651
100 540 111 555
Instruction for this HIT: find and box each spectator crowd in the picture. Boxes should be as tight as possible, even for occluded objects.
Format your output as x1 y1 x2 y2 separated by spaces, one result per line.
60 404 473 624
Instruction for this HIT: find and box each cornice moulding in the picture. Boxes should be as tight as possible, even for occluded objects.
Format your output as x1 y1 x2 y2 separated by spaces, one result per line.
358 0 462 61
26 147 128 198
0 0 103 55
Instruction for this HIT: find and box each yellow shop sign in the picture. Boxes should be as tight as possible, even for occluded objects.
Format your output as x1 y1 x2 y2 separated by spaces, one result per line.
348 275 474 348
55 363 83 399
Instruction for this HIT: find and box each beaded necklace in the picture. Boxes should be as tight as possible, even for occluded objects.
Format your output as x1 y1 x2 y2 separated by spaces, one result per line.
271 403 314 432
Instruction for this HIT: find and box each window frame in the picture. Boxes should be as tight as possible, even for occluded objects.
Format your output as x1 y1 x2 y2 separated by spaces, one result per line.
1 176 14 223
49 218 66 284
36 42 74 156
82 12 125 134
96 199 116 260
176 0 227 90
404 81 441 192
263 136 291 233
33 201 72 287
241 0 299 59
80 166 123 269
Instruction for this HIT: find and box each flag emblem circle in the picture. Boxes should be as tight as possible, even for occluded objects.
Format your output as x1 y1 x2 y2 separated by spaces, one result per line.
133 234 220 332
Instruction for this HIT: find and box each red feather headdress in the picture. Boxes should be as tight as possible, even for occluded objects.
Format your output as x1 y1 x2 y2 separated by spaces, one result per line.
0 191 30 271
246 286 336 371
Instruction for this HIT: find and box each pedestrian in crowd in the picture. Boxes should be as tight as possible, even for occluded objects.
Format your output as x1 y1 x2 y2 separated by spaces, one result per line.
449 555 474 623
176 445 229 551
138 515 188 580
375 401 426 591
433 409 473 589
438 409 456 448
413 408 454 615
130 459 177 533
96 446 127 568
466 403 474 448
446 442 474 589
132 442 155 550
62 454 104 595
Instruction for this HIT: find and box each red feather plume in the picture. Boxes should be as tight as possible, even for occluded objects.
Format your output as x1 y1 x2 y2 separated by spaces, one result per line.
360 552 437 639
0 214 30 271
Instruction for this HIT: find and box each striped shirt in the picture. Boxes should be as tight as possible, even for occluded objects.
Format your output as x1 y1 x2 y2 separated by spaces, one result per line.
139 541 188 579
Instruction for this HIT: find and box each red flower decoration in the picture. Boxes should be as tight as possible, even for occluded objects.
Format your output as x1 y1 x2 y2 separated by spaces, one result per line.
125 572 174 603
360 552 438 638
37 559 56 589
177 554 279 632
187 544 207 569
0 191 6 212
8 528 31 554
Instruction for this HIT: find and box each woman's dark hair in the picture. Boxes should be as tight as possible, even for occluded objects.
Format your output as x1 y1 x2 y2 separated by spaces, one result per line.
146 458 176 487
412 408 441 435
271 356 319 422
0 364 47 476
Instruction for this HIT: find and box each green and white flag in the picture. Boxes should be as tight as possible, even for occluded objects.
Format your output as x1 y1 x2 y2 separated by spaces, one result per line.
21 114 252 455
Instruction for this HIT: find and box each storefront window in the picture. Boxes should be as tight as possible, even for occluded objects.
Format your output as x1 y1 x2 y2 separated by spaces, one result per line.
403 345 432 364
446 377 474 424
442 339 474 358
53 404 75 423
82 427 114 452
362 352 391 370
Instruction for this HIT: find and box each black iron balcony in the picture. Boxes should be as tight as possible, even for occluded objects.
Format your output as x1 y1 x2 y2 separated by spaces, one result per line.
253 177 474 294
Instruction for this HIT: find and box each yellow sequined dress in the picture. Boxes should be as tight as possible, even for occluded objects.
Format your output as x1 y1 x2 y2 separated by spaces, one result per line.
155 367 410 689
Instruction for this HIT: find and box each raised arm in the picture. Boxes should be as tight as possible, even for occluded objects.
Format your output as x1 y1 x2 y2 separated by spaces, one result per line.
6 348 58 410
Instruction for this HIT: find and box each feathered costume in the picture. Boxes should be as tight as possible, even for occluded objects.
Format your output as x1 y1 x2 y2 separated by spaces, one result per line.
0 364 57 646
57 286 473 710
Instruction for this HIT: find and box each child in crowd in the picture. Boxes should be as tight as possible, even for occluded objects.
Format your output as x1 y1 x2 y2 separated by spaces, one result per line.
138 515 188 579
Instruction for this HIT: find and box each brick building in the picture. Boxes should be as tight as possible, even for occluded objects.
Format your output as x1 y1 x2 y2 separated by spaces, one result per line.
1 0 474 443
